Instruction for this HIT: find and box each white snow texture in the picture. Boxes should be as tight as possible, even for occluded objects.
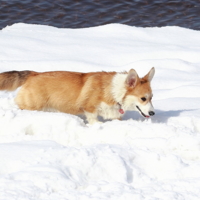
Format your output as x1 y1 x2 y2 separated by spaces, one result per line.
1 23 200 200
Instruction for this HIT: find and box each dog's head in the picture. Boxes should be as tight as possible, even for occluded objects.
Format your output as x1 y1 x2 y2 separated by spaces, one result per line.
123 67 155 118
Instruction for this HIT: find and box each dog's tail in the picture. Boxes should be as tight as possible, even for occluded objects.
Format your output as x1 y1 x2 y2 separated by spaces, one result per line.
0 70 35 91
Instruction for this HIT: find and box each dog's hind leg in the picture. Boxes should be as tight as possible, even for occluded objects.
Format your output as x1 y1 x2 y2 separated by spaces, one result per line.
15 86 47 111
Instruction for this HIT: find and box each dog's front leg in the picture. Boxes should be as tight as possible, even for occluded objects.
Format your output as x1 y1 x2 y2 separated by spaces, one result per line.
84 111 101 124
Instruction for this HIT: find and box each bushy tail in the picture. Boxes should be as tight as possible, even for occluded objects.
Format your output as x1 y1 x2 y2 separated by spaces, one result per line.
0 70 34 91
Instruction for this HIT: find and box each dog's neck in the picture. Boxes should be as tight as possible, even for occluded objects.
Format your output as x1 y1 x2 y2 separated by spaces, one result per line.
111 73 127 103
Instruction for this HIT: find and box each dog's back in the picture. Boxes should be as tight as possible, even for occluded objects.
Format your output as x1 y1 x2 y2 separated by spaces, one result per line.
0 70 116 115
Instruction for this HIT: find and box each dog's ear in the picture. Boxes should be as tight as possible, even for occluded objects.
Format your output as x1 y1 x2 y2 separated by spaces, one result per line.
143 67 155 82
126 69 138 87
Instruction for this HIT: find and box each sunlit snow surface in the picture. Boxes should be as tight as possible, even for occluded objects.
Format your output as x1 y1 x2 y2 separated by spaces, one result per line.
1 23 200 200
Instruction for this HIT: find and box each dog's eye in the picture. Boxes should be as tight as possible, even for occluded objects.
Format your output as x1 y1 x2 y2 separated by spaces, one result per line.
141 97 146 102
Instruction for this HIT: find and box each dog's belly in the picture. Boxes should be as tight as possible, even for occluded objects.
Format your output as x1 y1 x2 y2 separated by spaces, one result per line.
98 102 122 119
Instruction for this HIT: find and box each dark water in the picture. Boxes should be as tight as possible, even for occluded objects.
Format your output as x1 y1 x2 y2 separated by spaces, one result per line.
1 0 200 30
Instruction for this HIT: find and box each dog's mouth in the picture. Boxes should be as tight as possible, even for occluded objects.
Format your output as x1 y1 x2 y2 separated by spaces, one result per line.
136 106 150 118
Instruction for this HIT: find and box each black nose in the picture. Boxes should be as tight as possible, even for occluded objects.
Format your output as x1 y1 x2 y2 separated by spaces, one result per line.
149 111 155 116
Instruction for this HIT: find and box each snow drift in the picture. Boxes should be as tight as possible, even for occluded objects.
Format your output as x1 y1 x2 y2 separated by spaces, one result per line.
1 23 200 200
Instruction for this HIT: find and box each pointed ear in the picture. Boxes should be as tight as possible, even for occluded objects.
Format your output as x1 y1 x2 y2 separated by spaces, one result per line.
126 69 138 88
143 67 155 82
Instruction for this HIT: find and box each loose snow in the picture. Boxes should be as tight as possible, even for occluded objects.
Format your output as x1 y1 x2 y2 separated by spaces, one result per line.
1 23 200 200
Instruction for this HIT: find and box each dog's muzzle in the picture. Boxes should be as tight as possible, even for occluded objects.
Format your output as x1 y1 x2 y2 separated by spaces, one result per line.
136 106 155 118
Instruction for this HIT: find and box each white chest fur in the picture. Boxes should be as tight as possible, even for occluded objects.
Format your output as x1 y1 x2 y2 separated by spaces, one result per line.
111 73 127 103
98 102 122 119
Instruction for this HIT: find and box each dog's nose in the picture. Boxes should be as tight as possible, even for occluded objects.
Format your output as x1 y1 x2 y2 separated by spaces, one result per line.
149 111 155 116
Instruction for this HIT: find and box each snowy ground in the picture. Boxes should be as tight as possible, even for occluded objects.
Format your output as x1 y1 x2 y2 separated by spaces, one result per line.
1 23 200 200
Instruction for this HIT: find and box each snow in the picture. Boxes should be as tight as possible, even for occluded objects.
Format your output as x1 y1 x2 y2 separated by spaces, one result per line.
1 23 200 200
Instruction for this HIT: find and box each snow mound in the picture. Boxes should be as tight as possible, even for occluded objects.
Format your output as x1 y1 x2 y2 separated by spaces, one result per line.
1 23 200 200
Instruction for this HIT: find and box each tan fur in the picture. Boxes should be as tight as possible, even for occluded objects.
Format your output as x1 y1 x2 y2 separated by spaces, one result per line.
0 68 155 124
16 71 116 113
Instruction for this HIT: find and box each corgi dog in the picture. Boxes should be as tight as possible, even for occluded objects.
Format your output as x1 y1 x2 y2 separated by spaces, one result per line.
0 68 155 124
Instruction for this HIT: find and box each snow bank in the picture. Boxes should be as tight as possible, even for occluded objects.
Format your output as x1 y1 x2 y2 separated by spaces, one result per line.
1 23 200 200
